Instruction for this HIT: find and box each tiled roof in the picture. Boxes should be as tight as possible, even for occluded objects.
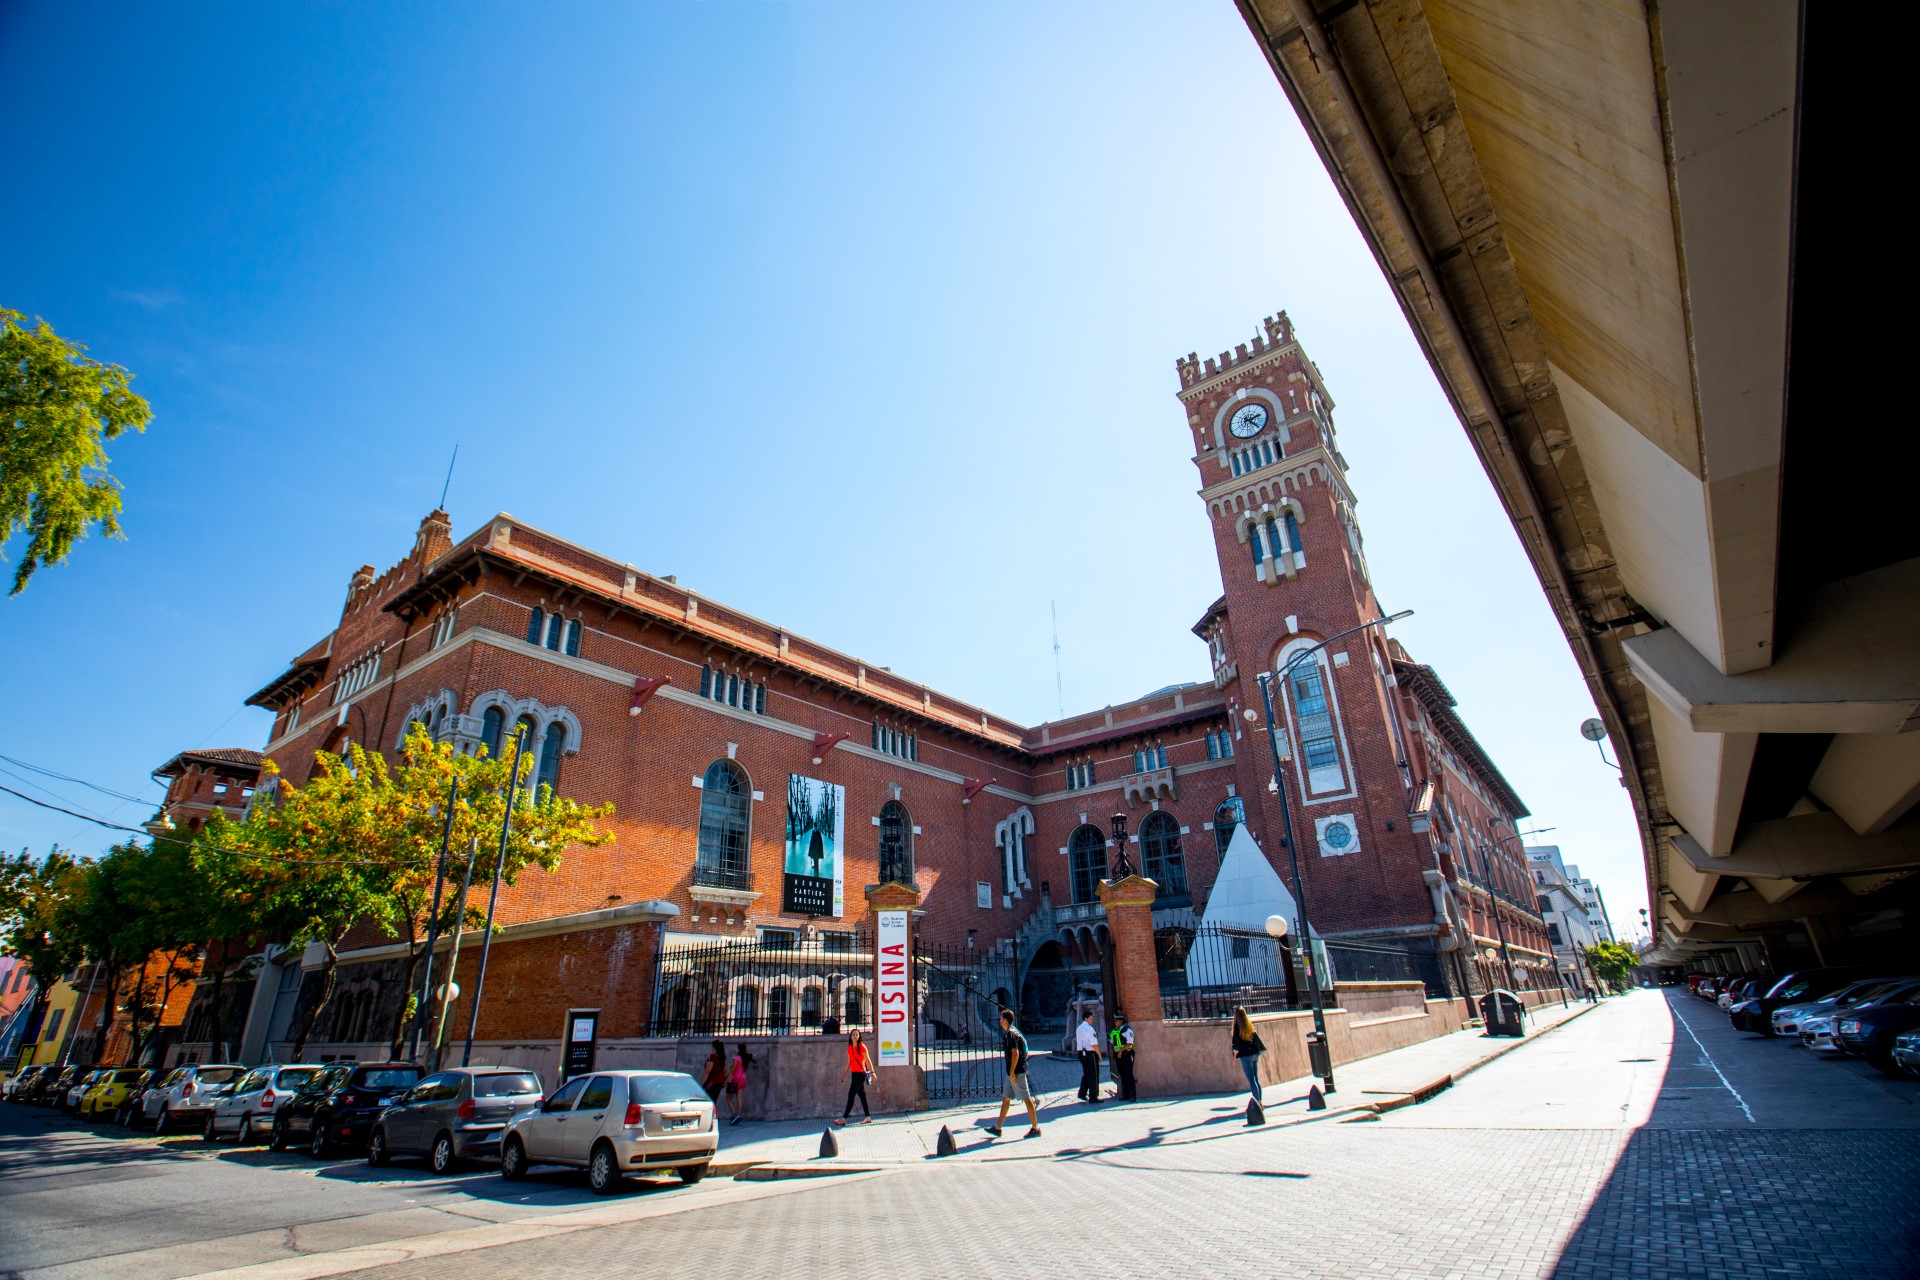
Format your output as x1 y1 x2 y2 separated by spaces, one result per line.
151 747 267 780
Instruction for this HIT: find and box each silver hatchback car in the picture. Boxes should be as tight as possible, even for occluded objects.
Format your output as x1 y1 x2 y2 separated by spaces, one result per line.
369 1066 544 1173
499 1070 717 1193
205 1064 324 1142
141 1063 249 1132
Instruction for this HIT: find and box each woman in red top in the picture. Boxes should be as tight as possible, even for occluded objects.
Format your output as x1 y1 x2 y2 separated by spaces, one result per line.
834 1028 875 1125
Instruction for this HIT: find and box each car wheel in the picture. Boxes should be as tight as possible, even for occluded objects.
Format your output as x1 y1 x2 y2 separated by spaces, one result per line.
204 1113 220 1143
368 1128 390 1168
268 1120 288 1152
677 1163 708 1185
587 1142 620 1195
1868 1049 1902 1077
309 1120 331 1159
430 1132 456 1176
157 1107 174 1135
239 1114 256 1143
500 1135 528 1181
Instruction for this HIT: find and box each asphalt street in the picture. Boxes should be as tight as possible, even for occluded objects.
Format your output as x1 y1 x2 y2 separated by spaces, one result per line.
4 990 1916 1280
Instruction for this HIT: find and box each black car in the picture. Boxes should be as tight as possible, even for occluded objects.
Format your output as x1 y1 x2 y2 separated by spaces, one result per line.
1730 967 1874 1034
270 1061 423 1157
1833 988 1920 1076
29 1066 78 1107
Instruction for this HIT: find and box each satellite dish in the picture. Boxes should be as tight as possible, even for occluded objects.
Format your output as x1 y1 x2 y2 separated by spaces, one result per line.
1579 718 1607 742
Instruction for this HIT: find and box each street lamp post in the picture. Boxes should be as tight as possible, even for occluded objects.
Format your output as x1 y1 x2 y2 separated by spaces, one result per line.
1100 812 1132 1020
1251 609 1413 1096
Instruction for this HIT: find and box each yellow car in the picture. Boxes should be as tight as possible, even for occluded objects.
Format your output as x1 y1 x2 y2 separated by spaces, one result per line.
81 1068 151 1121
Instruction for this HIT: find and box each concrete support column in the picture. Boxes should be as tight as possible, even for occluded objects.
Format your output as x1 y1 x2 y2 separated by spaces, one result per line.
1097 875 1163 1024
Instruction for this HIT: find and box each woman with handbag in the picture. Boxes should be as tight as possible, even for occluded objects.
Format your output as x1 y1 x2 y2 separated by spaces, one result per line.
834 1028 876 1125
1231 1006 1266 1104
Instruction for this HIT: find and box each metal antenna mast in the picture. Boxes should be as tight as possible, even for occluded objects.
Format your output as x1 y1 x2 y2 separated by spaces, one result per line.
1051 600 1065 718
438 444 460 510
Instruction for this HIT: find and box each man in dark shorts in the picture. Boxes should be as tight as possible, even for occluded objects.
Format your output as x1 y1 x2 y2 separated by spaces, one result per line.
985 1009 1041 1138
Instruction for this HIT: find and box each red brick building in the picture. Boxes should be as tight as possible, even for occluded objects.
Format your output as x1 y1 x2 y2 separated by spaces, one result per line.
196 313 1551 1068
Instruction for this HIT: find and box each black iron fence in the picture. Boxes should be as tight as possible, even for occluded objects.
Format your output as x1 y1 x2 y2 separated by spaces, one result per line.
650 932 873 1037
914 940 1020 1103
1156 923 1302 1022
1322 938 1448 999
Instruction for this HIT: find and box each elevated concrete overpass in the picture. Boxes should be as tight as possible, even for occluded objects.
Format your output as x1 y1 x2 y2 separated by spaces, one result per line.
1234 0 1916 969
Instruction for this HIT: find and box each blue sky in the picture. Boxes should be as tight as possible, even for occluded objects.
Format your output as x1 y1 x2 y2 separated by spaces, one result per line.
0 2 1646 933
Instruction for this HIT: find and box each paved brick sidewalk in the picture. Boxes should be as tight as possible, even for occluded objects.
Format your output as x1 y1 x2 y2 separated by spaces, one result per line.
707 997 1594 1171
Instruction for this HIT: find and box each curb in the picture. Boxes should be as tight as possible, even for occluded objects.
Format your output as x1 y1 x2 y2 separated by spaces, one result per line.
734 1163 881 1181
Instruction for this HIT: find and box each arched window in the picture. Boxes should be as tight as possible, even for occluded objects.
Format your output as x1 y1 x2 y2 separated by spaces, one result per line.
526 607 545 646
1284 510 1304 559
511 713 538 769
1140 811 1186 896
844 987 864 1026
536 721 566 796
481 707 505 759
767 987 791 1033
1214 797 1244 855
800 987 823 1028
1286 650 1345 792
1068 824 1107 905
564 619 581 657
733 986 759 1027
877 801 913 886
695 760 751 890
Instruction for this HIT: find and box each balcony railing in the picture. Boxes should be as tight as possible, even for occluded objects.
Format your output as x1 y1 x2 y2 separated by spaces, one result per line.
692 864 754 893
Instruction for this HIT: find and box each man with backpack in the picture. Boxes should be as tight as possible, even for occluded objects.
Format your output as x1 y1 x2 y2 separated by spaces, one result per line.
985 1009 1041 1138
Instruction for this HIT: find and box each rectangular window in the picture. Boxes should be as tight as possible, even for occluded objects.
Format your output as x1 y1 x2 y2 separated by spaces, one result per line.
1230 936 1251 960
755 685 766 715
760 929 797 950
700 666 712 698
1291 662 1343 791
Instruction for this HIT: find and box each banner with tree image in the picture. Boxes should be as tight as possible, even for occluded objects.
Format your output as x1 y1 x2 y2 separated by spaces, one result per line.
782 774 844 917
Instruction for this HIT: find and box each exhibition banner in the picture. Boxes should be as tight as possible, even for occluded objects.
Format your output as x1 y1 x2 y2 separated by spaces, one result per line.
875 909 910 1067
782 773 845 917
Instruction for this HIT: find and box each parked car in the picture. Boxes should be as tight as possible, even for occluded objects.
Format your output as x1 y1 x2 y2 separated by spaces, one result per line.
1719 974 1770 1011
64 1068 109 1112
1771 978 1916 1038
271 1061 423 1157
1833 987 1920 1075
205 1064 324 1142
1892 1030 1920 1080
1805 981 1920 1054
4 1064 49 1101
369 1066 544 1173
498 1069 717 1194
26 1065 76 1106
1731 968 1875 1033
138 1063 249 1132
81 1069 150 1120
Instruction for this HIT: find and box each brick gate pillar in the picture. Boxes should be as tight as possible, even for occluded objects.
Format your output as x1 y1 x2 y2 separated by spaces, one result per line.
865 881 928 1110
1098 875 1163 1024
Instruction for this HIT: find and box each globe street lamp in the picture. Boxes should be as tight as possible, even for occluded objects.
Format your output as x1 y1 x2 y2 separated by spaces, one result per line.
1250 609 1413 1096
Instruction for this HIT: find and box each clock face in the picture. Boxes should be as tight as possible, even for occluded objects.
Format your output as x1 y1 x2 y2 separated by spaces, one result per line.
1228 403 1269 438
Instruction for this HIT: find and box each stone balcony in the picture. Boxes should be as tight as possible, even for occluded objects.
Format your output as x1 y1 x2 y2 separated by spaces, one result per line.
1122 766 1177 808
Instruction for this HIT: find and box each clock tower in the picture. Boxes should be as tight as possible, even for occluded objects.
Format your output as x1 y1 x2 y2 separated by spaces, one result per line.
1176 313 1444 962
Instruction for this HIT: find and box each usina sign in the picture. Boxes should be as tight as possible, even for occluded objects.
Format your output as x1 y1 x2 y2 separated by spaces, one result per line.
875 910 910 1067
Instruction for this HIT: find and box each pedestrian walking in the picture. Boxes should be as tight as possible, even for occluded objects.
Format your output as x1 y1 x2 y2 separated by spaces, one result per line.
726 1043 754 1125
1074 1008 1103 1104
986 1010 1041 1138
1231 1006 1266 1104
700 1039 727 1104
834 1028 875 1126
1108 1013 1136 1101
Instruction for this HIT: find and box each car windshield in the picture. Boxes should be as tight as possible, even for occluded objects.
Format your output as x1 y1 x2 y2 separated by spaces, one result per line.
275 1067 320 1088
112 1069 144 1084
196 1067 246 1085
473 1072 541 1097
623 1074 708 1105
354 1068 421 1090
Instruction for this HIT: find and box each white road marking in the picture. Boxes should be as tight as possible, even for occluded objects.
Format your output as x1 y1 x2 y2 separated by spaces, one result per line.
1668 995 1756 1124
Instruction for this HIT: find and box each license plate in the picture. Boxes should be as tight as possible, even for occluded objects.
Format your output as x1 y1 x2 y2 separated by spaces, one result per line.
664 1116 696 1130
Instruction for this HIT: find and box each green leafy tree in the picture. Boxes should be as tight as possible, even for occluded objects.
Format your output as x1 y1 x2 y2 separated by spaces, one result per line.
200 725 614 1059
0 309 153 595
1582 940 1638 993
